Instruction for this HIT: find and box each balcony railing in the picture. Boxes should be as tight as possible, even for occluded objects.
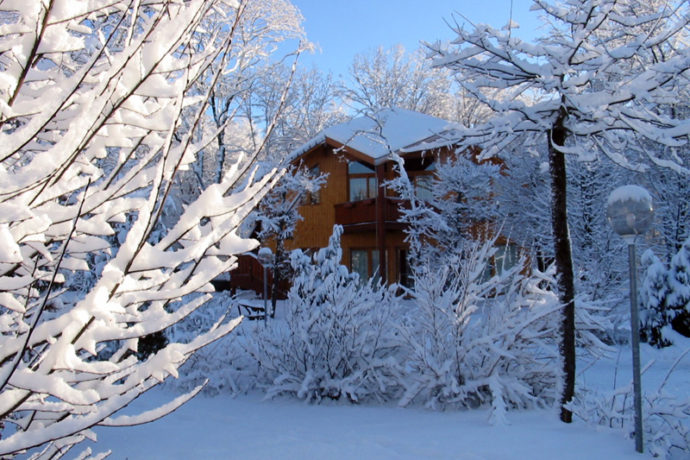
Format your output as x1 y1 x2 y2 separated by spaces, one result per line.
334 197 409 229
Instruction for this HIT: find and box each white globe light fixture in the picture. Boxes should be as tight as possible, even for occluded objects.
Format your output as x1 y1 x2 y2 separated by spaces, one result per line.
606 185 654 243
606 184 654 454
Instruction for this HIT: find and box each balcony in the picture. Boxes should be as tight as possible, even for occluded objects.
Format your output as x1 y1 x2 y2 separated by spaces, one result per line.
334 197 409 232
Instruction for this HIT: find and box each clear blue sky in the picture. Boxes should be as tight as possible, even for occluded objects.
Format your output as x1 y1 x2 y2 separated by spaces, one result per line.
291 0 542 78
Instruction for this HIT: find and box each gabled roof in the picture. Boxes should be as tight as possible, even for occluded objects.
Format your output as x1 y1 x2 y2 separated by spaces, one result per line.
289 108 460 165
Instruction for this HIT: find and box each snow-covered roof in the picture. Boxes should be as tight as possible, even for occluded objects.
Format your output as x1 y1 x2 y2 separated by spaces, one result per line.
289 108 460 164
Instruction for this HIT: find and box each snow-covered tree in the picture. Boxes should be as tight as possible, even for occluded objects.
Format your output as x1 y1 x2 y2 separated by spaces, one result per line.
429 0 690 422
246 65 347 160
0 1 299 457
178 0 306 194
398 239 560 421
341 45 491 125
387 150 500 268
251 165 326 316
244 226 401 403
639 236 690 347
666 236 690 336
492 144 553 270
639 249 672 347
646 163 690 263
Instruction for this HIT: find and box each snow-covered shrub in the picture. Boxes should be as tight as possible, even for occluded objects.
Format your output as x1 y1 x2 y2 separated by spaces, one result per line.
251 165 327 316
243 226 402 403
640 250 673 347
667 238 690 338
164 291 253 396
639 238 690 348
397 240 560 421
569 349 690 459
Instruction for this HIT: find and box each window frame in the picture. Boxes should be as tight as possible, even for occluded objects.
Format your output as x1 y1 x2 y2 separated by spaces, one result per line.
350 247 387 282
347 161 377 202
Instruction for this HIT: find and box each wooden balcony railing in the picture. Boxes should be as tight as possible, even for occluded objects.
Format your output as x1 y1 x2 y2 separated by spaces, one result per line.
334 197 409 229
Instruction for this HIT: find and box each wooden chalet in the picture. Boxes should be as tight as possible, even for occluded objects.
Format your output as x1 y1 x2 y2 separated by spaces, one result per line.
228 108 506 294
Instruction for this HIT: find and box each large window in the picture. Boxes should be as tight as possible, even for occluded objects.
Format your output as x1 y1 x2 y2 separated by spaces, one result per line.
481 243 520 281
494 243 519 275
350 248 385 281
413 175 434 201
348 161 377 202
407 158 436 202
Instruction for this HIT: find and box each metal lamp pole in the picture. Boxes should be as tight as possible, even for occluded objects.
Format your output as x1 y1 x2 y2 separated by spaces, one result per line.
627 241 643 454
606 185 654 455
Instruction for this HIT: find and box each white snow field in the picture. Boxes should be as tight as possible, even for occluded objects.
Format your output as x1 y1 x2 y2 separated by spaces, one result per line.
91 340 689 459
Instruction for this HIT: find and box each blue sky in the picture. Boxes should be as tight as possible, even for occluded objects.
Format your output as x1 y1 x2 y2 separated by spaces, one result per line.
291 0 542 78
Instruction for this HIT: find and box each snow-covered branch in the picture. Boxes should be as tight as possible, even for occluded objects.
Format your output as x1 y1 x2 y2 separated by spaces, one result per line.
0 0 302 457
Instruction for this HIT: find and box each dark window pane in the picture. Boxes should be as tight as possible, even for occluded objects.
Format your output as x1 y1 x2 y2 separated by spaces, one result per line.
351 249 368 281
350 177 368 201
415 175 433 201
495 244 519 275
348 161 375 174
368 176 378 198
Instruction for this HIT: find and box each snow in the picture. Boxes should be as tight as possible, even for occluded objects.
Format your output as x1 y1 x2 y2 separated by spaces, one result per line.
90 392 640 459
89 340 689 459
290 108 460 164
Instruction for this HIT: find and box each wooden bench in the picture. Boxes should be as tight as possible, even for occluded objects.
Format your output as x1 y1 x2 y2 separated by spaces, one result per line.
236 301 266 320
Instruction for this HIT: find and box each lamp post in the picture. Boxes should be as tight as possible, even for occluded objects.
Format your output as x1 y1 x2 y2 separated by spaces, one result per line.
257 247 274 322
606 185 654 454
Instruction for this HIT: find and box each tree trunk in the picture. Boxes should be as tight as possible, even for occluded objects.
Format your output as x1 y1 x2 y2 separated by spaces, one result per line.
548 109 576 423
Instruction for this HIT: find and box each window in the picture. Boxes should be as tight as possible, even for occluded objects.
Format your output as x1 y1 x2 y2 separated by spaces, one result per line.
494 244 519 275
481 243 520 281
413 175 434 201
350 248 386 282
407 158 436 202
348 161 377 202
302 165 321 205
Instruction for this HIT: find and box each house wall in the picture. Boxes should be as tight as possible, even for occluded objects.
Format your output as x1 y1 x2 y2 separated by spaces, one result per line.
287 144 347 251
227 142 514 295
287 145 413 282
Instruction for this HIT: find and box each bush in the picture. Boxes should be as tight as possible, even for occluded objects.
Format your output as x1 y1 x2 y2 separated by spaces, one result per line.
640 238 690 347
243 226 402 403
397 240 561 422
568 349 690 459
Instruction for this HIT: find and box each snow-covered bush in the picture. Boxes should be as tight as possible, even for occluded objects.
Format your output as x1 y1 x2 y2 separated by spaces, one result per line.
397 240 561 422
640 250 673 347
164 291 252 396
640 238 690 348
0 1 302 457
243 226 402 403
569 349 690 459
666 238 690 337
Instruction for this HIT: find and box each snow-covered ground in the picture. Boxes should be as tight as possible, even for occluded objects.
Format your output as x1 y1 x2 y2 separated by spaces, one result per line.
91 339 689 459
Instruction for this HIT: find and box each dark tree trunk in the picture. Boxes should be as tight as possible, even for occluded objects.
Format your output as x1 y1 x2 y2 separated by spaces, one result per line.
548 108 577 424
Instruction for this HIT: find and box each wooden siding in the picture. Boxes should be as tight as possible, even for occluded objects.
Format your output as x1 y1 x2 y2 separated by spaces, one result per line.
227 142 498 292
287 145 347 251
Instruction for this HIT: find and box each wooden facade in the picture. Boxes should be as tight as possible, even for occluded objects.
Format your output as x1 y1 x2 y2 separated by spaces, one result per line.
227 109 507 294
285 142 426 284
